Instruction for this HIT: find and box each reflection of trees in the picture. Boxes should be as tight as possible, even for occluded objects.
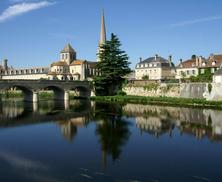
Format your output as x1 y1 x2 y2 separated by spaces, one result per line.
94 102 131 166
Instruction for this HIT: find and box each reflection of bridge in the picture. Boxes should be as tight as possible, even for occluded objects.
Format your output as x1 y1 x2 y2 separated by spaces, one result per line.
0 80 94 102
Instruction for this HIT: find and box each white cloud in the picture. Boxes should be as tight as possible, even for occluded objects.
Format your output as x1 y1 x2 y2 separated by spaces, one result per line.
170 15 222 27
0 1 55 23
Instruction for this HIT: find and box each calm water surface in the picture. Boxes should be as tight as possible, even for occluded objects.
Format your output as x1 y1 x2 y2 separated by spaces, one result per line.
0 100 222 182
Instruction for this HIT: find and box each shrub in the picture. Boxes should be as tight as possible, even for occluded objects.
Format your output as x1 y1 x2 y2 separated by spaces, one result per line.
142 75 149 80
117 90 126 96
208 83 212 93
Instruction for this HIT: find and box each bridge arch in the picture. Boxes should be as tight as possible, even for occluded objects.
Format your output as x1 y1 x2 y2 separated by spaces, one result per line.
41 85 65 101
70 86 91 98
4 85 36 102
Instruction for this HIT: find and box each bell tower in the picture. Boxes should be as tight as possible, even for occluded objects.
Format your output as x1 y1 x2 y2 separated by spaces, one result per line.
60 43 76 65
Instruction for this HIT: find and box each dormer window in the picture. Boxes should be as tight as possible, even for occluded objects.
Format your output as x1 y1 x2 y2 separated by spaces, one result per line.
202 62 206 66
212 61 216 66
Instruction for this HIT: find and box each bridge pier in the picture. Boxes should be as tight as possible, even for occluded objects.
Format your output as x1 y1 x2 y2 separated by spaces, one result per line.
24 90 39 102
90 90 95 97
33 91 39 103
64 90 69 101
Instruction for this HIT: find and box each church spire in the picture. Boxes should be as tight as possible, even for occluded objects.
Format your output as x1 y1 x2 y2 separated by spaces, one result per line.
97 10 107 62
99 10 106 45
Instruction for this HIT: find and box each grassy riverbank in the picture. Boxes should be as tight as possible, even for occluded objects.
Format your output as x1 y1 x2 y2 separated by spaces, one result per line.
90 95 222 109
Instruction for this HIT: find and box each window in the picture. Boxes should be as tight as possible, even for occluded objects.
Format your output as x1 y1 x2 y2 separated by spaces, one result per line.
201 69 205 74
192 70 195 75
187 70 189 75
211 68 215 73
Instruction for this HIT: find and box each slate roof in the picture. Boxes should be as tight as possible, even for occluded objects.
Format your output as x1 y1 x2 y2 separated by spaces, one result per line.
60 43 76 53
140 56 169 64
137 56 174 68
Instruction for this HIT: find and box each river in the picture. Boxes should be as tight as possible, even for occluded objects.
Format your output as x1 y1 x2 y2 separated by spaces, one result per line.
0 100 222 182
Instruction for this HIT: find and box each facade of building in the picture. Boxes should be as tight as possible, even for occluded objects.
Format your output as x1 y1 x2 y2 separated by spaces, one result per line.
175 57 200 79
213 68 222 83
199 54 222 75
48 43 97 80
176 54 222 79
135 55 176 80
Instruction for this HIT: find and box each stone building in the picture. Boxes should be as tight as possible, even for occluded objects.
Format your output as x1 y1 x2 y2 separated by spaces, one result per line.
0 43 98 81
48 43 97 81
213 68 222 83
176 54 222 79
135 54 176 80
175 57 200 79
199 54 222 74
0 11 108 81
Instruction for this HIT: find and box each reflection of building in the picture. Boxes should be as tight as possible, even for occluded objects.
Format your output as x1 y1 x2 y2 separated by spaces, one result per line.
123 103 222 141
58 116 89 142
136 116 172 137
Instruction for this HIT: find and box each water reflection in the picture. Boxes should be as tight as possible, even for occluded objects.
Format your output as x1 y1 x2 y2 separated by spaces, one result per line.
123 104 222 141
94 102 131 166
1 100 222 181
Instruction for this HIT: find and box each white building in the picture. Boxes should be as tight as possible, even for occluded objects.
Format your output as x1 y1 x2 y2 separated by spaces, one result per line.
135 55 176 80
175 57 200 79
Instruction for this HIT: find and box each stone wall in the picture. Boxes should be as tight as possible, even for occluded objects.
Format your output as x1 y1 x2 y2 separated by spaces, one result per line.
123 83 180 97
123 83 209 99
204 83 222 101
180 83 207 99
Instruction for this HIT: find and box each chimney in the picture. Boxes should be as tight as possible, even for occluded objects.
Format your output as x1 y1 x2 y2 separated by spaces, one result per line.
139 57 142 62
180 59 183 67
155 54 158 61
195 56 199 67
168 55 172 67
199 56 202 66
3 59 8 70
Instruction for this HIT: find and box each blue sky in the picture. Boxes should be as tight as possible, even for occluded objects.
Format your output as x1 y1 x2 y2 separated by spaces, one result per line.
0 0 222 69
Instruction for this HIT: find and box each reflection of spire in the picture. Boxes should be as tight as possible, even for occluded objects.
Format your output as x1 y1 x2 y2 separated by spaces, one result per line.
102 149 107 169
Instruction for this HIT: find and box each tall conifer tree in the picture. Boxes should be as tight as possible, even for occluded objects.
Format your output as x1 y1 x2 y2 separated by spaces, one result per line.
94 33 131 96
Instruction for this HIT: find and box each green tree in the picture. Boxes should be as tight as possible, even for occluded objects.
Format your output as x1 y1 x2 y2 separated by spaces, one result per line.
94 33 131 96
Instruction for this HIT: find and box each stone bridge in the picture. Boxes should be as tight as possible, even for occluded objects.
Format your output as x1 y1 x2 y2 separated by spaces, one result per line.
0 80 94 102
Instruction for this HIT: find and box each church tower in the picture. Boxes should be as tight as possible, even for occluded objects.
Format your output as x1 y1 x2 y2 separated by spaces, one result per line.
60 43 76 65
97 10 107 62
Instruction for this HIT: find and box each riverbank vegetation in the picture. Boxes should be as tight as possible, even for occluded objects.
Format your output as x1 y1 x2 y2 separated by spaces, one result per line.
91 95 222 109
